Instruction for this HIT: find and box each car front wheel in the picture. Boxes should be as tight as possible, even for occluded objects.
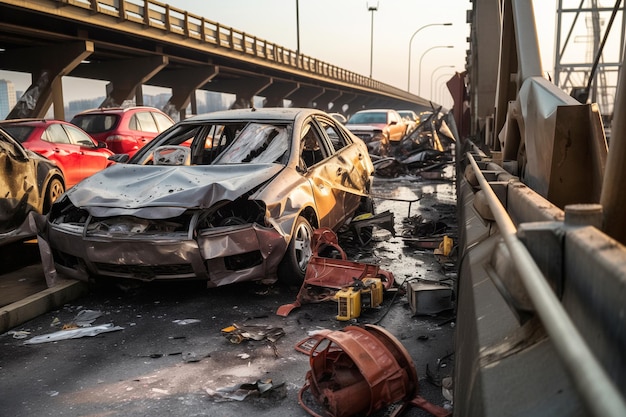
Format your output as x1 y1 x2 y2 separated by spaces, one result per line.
278 216 313 285
44 177 65 212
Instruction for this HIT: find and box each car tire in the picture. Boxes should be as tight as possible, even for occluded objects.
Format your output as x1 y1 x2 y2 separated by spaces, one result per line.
44 177 64 213
278 216 313 286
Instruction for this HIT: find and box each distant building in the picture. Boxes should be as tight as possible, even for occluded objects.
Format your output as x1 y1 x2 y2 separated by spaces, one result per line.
0 79 17 119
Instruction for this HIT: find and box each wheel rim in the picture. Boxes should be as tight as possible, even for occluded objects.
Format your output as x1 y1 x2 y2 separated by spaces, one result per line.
49 180 64 203
293 221 313 271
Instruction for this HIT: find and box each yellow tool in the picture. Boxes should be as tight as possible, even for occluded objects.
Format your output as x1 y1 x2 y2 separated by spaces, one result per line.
335 277 383 321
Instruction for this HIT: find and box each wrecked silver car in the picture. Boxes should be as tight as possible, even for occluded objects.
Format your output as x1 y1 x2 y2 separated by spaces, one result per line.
42 108 375 287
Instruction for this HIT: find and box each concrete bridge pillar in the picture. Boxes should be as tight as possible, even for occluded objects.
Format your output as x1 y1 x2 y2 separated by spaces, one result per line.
6 41 94 120
206 77 272 109
286 85 325 108
151 66 219 120
261 79 299 107
95 56 169 108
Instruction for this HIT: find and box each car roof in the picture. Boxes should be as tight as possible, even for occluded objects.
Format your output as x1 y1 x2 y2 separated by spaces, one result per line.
73 106 165 115
352 109 395 113
182 107 327 123
0 118 65 126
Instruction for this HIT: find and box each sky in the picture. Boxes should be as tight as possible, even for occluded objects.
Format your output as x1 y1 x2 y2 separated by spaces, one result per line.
1 0 559 109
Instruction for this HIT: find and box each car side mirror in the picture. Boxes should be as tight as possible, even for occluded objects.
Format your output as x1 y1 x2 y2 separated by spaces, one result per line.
109 154 130 163
389 121 397 126
96 141 107 149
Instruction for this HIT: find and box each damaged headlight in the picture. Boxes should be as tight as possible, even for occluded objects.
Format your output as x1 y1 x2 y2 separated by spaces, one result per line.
87 214 193 237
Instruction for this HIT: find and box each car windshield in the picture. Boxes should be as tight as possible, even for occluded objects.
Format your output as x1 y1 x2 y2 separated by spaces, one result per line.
214 123 290 164
71 114 119 133
347 112 386 124
2 125 35 143
132 121 292 166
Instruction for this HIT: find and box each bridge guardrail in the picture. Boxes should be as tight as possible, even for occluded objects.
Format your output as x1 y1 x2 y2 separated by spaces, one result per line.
56 0 418 101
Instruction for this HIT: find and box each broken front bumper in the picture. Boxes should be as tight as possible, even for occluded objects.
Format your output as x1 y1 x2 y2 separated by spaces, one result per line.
46 222 287 287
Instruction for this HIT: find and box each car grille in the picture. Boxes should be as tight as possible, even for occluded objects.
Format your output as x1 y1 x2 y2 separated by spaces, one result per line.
94 263 195 279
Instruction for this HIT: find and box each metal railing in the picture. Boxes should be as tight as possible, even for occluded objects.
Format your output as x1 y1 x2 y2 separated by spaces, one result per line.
467 152 626 417
53 0 416 101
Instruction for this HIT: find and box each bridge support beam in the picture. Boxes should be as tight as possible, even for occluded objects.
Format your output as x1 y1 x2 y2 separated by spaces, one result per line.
261 79 299 107
314 90 342 112
150 66 219 120
286 85 325 108
207 77 272 109
5 41 94 120
95 56 169 108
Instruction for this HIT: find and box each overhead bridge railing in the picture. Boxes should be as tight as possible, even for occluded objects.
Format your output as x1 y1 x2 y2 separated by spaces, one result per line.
54 0 415 100
466 152 626 417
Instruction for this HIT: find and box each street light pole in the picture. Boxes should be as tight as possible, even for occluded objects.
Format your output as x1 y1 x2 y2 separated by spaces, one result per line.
430 65 455 99
407 23 452 92
368 4 378 78
435 73 455 104
296 0 300 55
418 45 453 96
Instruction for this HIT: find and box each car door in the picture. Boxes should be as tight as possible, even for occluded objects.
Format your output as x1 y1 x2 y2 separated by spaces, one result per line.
64 124 110 184
0 132 42 233
387 110 405 141
315 115 369 216
299 120 346 229
43 123 81 186
132 111 161 149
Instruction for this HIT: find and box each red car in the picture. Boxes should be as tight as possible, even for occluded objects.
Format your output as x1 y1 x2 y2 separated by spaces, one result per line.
0 119 114 188
70 106 175 157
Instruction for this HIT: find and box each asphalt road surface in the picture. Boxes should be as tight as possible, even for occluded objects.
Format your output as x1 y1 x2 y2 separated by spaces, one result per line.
0 170 457 417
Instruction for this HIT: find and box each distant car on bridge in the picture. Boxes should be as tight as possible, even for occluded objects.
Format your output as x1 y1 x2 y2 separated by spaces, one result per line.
0 119 114 188
344 109 407 155
398 110 419 134
70 106 175 158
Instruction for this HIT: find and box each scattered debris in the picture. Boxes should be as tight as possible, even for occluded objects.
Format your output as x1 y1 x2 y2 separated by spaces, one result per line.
276 228 394 317
72 309 103 327
8 330 30 339
221 323 285 344
24 323 124 344
296 324 451 417
172 319 201 325
205 379 285 402
407 280 454 316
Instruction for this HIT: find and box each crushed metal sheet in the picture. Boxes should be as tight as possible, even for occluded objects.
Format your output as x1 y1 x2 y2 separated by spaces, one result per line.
205 379 284 402
24 323 124 344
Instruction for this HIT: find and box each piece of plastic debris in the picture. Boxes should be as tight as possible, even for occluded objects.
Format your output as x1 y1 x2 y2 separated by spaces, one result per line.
73 310 103 327
205 379 282 402
8 330 31 339
50 318 61 327
221 323 285 344
173 319 201 325
237 353 250 360
24 323 124 344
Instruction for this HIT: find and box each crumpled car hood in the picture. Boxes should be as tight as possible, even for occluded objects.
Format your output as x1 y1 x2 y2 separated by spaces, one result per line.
64 163 283 218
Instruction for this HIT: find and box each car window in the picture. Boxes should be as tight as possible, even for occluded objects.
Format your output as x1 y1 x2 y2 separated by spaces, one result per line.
152 112 174 131
44 124 71 144
347 112 386 124
64 124 96 147
316 117 348 152
300 123 329 168
214 123 290 164
1 125 34 143
71 114 118 133
0 131 25 158
132 112 159 133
